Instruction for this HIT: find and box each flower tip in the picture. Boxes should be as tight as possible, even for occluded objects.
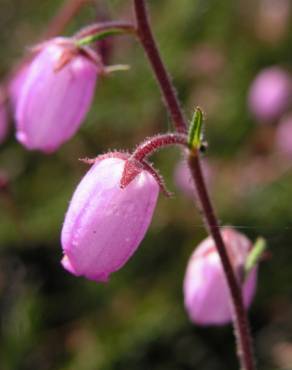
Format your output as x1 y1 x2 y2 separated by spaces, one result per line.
16 130 58 153
16 131 28 146
42 146 58 154
61 255 78 275
90 273 110 284
61 254 110 283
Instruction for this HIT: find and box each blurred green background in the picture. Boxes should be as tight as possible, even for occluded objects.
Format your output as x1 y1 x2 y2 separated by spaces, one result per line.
1 0 292 369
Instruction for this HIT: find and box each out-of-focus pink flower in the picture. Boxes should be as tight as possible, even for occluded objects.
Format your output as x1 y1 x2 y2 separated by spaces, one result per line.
174 159 212 199
0 89 8 144
275 113 292 157
61 155 159 282
248 67 291 122
16 37 100 153
183 227 257 326
188 44 225 78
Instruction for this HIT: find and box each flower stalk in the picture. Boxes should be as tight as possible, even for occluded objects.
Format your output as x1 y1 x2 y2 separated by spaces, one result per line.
131 133 188 162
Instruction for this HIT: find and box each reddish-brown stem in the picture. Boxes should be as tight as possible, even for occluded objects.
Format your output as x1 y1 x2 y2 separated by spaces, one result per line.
74 21 136 39
42 0 91 40
133 0 187 134
131 133 187 162
133 1 256 370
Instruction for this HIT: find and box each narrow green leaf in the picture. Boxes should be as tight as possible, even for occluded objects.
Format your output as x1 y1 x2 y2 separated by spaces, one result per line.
104 64 130 74
76 28 129 47
188 107 203 151
244 237 267 279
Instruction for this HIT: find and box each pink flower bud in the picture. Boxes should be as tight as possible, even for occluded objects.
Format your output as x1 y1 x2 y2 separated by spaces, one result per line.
248 67 291 122
183 227 257 326
15 38 100 153
61 155 159 282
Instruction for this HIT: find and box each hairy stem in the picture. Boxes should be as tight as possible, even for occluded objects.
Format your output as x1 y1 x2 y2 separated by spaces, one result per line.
133 1 256 369
131 133 187 162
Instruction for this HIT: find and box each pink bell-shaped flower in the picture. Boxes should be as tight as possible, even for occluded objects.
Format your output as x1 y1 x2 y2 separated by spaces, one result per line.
61 154 159 282
248 66 291 122
15 38 100 153
183 227 257 326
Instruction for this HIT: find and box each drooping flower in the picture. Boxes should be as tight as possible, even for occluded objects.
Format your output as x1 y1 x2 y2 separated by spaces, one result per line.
248 67 291 122
61 154 159 282
183 227 257 326
15 37 100 153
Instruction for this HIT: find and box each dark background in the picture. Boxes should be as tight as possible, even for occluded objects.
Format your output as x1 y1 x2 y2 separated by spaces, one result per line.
0 0 292 369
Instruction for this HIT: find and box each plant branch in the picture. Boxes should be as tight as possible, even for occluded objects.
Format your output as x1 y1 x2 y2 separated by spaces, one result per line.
133 1 256 369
